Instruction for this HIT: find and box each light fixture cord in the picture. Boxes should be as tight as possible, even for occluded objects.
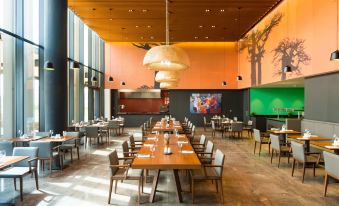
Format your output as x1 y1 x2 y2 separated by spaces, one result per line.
337 0 338 49
166 0 169 45
109 8 112 75
238 7 241 75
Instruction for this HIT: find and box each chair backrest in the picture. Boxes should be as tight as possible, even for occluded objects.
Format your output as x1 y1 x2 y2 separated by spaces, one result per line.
253 129 261 142
211 121 215 130
86 127 99 137
0 141 14 156
108 120 119 128
12 147 38 167
35 132 50 137
248 120 253 126
199 134 206 145
291 141 305 162
203 116 207 124
214 149 225 177
205 140 214 154
323 151 339 177
122 141 129 158
231 122 243 132
270 134 280 151
108 150 119 176
64 132 81 144
129 135 135 145
29 141 53 159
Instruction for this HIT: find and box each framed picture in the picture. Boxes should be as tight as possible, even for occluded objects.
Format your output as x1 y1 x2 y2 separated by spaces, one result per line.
190 93 222 114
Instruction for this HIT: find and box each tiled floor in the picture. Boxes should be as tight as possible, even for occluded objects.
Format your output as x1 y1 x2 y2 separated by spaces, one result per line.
1 127 339 206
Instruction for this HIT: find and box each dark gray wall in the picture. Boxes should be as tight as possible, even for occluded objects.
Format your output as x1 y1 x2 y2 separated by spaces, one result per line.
169 89 244 126
305 72 339 123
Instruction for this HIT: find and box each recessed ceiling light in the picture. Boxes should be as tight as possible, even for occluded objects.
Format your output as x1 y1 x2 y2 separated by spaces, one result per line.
199 25 203 28
109 18 113 21
147 25 152 28
205 9 211 12
220 9 225 12
140 36 144 39
205 36 209 39
194 36 198 39
150 36 154 39
128 9 134 12
142 9 148 12
211 25 216 28
135 25 139 28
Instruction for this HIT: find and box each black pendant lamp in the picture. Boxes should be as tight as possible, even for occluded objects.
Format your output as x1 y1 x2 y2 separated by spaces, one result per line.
331 0 339 61
236 75 242 81
283 65 292 73
72 61 80 70
120 81 126 86
44 61 54 71
92 76 98 82
108 76 114 82
221 81 227 86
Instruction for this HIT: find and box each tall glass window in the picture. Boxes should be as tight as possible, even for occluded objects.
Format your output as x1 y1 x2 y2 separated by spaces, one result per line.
0 0 16 33
24 0 40 44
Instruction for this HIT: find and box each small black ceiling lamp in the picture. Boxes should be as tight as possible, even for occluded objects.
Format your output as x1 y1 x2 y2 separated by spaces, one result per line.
108 76 114 82
91 76 98 82
283 65 292 73
221 81 227 86
236 75 242 81
71 61 80 70
44 61 54 71
331 0 339 61
120 81 126 86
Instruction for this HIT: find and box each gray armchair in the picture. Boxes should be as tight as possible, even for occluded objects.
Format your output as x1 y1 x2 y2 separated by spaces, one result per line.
229 122 243 138
60 132 81 162
0 147 39 201
29 141 63 176
108 120 120 136
85 126 100 148
192 134 207 152
196 140 214 165
291 141 320 183
253 129 271 156
190 149 225 203
270 134 291 167
203 116 211 131
0 141 14 156
323 151 339 196
108 150 143 204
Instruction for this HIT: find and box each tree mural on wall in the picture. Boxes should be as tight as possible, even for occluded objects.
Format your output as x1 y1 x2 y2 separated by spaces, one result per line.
240 12 283 85
272 38 311 80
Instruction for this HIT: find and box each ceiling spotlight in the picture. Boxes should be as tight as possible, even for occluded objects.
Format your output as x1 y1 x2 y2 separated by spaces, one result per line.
330 50 339 61
220 9 225 12
205 36 209 39
199 25 203 28
142 9 148 12
120 81 126 86
194 36 198 39
147 25 152 28
236 75 243 81
211 25 216 28
135 25 139 28
205 9 211 12
128 9 134 12
222 81 227 86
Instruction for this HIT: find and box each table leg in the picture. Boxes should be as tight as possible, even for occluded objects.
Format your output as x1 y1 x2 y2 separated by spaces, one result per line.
149 169 160 203
173 169 183 203
305 140 310 152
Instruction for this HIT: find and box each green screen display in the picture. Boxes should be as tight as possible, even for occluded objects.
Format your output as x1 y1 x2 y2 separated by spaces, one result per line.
250 88 304 115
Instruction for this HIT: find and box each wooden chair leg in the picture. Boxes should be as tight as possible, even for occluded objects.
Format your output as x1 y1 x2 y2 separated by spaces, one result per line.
270 150 274 164
138 179 141 203
108 178 113 204
34 170 39 190
323 173 329 197
259 143 262 156
278 152 281 168
291 159 296 176
13 178 17 190
302 163 306 183
215 180 218 192
254 142 257 154
20 177 23 201
49 159 52 176
219 180 224 204
70 148 73 163
77 147 80 160
191 179 194 203
114 180 118 193
313 163 316 176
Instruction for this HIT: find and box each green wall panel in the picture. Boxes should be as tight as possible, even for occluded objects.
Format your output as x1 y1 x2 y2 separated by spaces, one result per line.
250 88 304 115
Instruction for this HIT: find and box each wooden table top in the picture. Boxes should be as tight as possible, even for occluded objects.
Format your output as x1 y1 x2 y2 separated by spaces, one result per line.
152 121 183 132
0 156 29 170
268 130 301 134
289 135 333 141
132 134 201 170
1 136 47 143
310 141 339 151
39 136 76 142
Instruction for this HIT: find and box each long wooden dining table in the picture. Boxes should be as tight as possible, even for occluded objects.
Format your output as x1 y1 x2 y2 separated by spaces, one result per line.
152 121 183 133
132 134 201 203
0 156 29 170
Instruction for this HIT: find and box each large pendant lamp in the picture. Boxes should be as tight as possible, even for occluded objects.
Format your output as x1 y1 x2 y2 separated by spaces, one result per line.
160 81 178 89
331 0 339 61
155 71 180 82
143 0 190 71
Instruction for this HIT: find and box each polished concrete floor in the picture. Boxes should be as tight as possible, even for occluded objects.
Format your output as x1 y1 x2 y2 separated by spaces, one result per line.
1 127 339 206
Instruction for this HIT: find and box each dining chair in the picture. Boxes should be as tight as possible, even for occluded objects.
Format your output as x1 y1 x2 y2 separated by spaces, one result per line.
0 141 14 156
243 120 253 138
253 129 271 156
192 134 207 151
196 140 214 164
323 151 339 196
29 141 63 176
108 120 120 136
85 126 100 148
291 141 320 183
190 149 225 203
119 118 125 135
108 150 143 204
228 122 243 139
121 141 137 165
60 132 81 162
129 135 143 151
188 125 196 142
203 116 211 131
0 147 39 201
270 134 290 167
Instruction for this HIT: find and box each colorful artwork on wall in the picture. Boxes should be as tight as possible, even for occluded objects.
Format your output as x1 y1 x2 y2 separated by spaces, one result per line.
190 93 222 114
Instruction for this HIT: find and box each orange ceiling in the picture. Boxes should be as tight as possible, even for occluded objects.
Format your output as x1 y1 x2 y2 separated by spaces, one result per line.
68 0 282 42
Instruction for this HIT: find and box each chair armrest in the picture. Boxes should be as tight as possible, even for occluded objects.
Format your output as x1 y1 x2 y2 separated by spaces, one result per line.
118 157 135 160
203 164 223 168
109 164 129 168
196 152 213 155
28 157 38 171
199 157 215 160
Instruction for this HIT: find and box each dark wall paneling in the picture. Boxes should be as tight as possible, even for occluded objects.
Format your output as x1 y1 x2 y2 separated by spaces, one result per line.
169 89 244 127
243 89 250 123
305 72 339 123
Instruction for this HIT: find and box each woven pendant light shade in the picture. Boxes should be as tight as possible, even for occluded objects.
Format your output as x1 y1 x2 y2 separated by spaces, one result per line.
160 81 178 89
143 45 190 71
155 71 180 82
